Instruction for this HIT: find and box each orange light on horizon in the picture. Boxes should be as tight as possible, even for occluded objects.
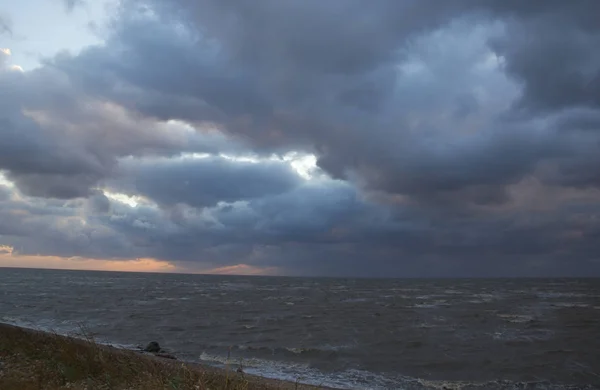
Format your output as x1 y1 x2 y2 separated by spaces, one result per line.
202 263 279 276
0 249 279 276
0 252 176 273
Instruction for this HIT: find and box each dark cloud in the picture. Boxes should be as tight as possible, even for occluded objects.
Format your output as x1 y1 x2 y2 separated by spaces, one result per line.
0 186 133 259
84 190 111 214
1 0 600 276
0 63 241 198
53 0 479 146
53 0 600 205
487 2 600 112
3 178 600 276
111 155 303 208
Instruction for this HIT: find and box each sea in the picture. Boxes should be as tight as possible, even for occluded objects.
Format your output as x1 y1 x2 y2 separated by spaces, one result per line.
1 268 599 389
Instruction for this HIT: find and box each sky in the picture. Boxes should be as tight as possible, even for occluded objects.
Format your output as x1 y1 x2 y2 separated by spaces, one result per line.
1 0 600 277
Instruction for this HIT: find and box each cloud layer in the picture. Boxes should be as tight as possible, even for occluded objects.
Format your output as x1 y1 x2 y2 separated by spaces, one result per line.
1 0 600 276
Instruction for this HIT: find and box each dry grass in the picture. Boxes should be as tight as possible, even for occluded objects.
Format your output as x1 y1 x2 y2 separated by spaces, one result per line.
0 323 327 390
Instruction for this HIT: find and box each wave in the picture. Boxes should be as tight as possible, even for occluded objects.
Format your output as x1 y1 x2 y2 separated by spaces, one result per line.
341 298 370 303
282 344 354 356
241 325 257 330
1 316 85 335
155 297 190 301
417 379 600 390
411 303 438 308
199 343 354 361
496 314 535 323
551 302 590 308
536 292 589 299
491 328 555 343
410 300 449 308
0 317 139 351
198 351 417 389
198 351 595 390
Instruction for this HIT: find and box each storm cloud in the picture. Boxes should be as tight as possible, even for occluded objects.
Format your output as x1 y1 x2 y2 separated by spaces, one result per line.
1 0 599 276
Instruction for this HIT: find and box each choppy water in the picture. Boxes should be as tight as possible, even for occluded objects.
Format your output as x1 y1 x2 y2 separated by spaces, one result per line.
1 268 599 389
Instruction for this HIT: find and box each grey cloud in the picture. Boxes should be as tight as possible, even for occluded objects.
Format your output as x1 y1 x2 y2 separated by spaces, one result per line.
527 108 600 189
246 181 382 243
52 22 271 127
99 180 413 270
0 73 108 197
103 177 600 276
0 63 242 198
490 23 600 112
462 1 600 114
85 191 110 214
56 0 596 208
5 177 600 276
55 0 478 146
102 0 598 201
132 0 462 72
7 173 104 199
0 185 11 201
112 155 303 208
3 174 600 276
0 13 12 36
0 186 133 259
3 0 600 276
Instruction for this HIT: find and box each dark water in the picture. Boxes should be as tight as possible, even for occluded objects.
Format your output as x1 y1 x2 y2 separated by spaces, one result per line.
1 268 599 389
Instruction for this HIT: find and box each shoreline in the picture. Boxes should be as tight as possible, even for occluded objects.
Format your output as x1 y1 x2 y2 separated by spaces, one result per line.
0 322 334 390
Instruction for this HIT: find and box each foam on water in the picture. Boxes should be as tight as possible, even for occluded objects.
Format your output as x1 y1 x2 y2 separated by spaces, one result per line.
1 316 81 335
155 297 190 301
496 314 535 323
197 351 590 390
341 298 371 303
551 302 590 308
0 317 138 351
536 292 589 299
199 352 419 389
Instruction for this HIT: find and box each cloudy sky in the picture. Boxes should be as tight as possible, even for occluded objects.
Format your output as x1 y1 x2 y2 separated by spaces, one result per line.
1 0 599 277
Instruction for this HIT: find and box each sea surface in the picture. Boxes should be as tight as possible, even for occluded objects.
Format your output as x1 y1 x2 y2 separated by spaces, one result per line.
1 268 599 389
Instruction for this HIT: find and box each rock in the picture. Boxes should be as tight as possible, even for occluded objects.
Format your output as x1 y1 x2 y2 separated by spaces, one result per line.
144 341 161 353
156 352 177 360
236 367 244 374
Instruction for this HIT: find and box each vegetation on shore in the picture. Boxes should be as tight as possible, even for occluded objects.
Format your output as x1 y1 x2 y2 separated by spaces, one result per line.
0 323 326 390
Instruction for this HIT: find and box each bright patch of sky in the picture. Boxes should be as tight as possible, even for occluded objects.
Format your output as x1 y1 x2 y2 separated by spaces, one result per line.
0 172 15 188
283 153 319 180
102 190 143 208
1 0 116 70
181 152 321 180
